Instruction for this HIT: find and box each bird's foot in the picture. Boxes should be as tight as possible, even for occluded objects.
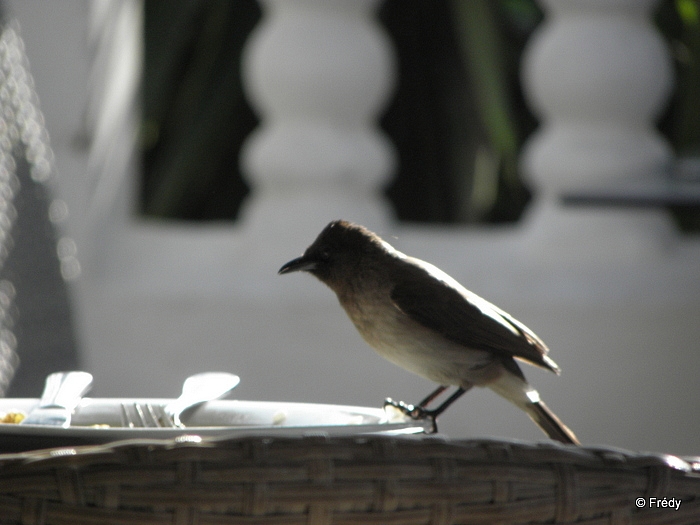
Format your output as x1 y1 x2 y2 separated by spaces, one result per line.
383 398 438 433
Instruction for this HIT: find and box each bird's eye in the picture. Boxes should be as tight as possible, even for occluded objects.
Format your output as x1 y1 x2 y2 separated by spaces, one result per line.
319 249 331 261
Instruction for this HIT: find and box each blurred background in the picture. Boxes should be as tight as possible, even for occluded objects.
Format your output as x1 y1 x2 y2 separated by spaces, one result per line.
0 0 698 455
139 0 699 228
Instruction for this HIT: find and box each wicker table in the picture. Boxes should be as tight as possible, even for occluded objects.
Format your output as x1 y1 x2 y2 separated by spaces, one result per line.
0 434 698 524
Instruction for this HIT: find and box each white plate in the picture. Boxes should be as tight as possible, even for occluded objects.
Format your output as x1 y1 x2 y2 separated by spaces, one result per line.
0 398 430 451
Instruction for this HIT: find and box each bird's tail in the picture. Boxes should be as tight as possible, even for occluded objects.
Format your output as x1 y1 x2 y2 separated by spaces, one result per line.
488 371 580 445
524 399 580 445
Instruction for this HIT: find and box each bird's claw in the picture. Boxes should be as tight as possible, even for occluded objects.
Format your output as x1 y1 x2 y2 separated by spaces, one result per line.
383 398 438 433
384 397 421 417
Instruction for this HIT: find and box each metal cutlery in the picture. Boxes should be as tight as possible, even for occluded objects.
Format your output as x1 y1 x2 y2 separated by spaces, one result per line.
20 371 94 427
120 372 240 428
120 402 166 428
164 372 240 427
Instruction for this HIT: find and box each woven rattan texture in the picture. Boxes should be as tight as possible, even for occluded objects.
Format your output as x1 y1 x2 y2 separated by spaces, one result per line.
0 435 697 524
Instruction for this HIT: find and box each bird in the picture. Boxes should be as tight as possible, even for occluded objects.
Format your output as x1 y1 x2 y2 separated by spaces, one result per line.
279 220 579 444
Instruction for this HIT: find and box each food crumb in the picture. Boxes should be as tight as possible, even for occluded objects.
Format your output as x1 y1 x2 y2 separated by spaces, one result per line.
0 411 26 424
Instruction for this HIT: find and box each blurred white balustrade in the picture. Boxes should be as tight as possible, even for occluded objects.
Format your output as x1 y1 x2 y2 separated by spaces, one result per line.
6 0 700 455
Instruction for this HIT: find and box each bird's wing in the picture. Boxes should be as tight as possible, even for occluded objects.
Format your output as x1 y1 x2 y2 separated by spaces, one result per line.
389 258 560 373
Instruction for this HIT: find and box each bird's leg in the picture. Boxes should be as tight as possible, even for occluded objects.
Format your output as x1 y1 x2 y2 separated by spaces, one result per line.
422 387 466 418
417 385 448 408
384 385 446 419
384 386 467 433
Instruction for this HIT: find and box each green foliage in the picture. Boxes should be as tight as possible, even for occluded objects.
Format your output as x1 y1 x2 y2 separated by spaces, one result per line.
380 0 537 223
141 0 260 220
657 0 700 231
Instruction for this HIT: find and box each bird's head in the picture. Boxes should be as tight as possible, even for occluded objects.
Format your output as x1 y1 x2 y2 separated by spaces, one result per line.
278 220 393 287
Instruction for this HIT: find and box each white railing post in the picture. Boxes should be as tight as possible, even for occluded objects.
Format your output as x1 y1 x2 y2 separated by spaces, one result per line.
519 0 676 247
239 0 396 249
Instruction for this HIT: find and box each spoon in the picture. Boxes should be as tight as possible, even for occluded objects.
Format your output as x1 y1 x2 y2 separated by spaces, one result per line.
164 372 240 427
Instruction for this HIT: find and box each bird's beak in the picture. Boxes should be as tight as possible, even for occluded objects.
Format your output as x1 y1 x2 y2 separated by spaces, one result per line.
278 255 317 275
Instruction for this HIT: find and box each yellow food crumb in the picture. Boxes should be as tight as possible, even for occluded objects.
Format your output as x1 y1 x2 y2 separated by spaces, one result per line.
0 411 26 424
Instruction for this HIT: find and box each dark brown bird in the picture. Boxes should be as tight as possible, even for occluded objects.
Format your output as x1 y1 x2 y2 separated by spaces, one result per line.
279 220 579 444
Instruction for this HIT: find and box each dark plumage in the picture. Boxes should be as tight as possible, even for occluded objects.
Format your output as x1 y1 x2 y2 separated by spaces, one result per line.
279 220 579 444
